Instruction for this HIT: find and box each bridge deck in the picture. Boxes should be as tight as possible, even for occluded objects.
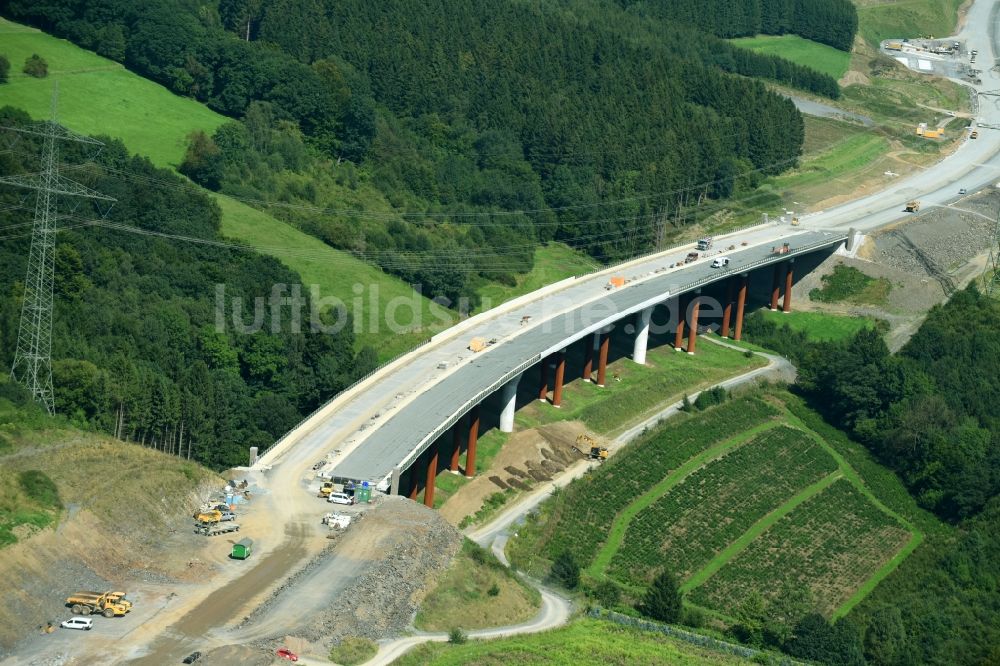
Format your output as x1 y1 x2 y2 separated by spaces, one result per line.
328 228 846 484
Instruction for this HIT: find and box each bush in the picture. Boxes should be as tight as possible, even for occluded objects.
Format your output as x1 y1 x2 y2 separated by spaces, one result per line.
487 583 500 597
0 55 9 83
694 386 727 410
638 571 682 623
550 551 580 589
0 380 33 406
448 627 467 644
328 636 378 666
18 470 61 509
23 54 48 78
591 579 621 608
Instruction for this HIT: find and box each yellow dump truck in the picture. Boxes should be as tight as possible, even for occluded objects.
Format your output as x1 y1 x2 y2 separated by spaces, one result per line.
66 591 132 617
318 481 335 497
193 509 222 523
905 200 921 212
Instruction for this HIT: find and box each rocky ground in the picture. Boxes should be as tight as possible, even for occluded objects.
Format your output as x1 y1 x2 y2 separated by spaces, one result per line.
794 188 1000 349
195 496 463 663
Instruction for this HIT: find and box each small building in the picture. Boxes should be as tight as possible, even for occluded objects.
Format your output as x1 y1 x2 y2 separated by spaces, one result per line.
232 538 253 560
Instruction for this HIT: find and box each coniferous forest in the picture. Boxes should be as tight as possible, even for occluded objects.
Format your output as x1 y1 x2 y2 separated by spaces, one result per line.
0 107 376 469
0 0 847 302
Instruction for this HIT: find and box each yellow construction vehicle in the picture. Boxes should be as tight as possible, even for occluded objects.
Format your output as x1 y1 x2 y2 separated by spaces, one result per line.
576 434 608 461
193 509 222 523
318 481 335 498
65 591 132 618
905 200 921 213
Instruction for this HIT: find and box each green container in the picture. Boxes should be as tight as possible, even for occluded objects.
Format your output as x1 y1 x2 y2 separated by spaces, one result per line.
232 538 253 560
357 485 372 503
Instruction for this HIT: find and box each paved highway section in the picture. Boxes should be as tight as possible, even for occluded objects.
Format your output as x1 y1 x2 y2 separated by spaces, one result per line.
332 229 846 486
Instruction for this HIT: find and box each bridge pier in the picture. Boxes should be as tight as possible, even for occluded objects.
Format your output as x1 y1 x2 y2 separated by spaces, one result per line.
783 259 794 313
465 405 481 478
582 334 596 381
686 290 701 355
538 355 549 401
424 441 439 508
674 295 687 351
499 373 522 431
450 420 463 472
552 351 566 407
770 264 782 311
632 306 653 365
734 273 748 341
720 278 735 338
596 331 610 387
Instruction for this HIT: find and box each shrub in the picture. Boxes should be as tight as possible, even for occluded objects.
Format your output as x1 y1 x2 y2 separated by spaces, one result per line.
694 386 727 410
550 551 580 589
0 55 9 83
328 636 377 665
591 579 621 608
638 571 682 623
487 583 500 597
23 54 48 78
448 627 467 644
18 470 61 509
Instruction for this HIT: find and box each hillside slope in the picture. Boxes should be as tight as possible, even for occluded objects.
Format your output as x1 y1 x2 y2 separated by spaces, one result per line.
0 398 223 653
0 16 447 354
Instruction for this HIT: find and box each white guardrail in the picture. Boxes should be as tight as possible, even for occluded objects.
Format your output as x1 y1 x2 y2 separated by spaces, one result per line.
258 220 806 468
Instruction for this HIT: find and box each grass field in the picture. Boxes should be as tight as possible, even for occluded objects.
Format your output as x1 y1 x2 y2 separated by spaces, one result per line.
415 540 541 631
809 264 892 305
515 341 766 435
395 618 750 666
0 396 220 547
758 309 878 342
215 195 454 355
0 16 448 357
0 18 225 168
730 35 852 79
856 0 964 46
477 243 598 310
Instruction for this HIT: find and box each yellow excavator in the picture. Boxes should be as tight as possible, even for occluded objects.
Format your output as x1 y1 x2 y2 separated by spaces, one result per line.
318 481 335 498
576 434 608 461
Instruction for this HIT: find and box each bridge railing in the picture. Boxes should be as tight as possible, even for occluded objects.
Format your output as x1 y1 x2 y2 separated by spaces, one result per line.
397 231 847 472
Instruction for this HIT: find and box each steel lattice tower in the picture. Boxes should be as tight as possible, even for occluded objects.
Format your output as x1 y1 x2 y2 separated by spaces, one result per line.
984 210 1000 297
0 88 114 413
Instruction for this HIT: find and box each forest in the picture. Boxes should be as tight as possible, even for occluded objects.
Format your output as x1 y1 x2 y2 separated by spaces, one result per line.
0 107 376 470
0 0 848 303
619 0 858 51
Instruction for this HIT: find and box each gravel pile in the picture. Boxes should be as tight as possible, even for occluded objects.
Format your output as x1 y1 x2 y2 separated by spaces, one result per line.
305 499 462 647
875 200 996 279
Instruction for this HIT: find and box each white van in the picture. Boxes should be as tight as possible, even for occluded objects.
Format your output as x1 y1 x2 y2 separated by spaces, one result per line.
61 617 94 631
711 257 730 268
327 492 355 505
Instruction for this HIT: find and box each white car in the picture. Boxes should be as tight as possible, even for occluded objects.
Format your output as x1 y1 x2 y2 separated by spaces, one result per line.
711 257 730 268
61 617 93 631
327 492 355 505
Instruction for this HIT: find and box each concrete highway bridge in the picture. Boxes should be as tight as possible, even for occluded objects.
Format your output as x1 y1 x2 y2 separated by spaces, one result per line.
256 222 850 504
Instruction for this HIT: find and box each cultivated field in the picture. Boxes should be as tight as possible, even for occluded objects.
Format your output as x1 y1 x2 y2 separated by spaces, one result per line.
607 425 838 585
507 389 919 625
690 479 913 619
508 397 781 570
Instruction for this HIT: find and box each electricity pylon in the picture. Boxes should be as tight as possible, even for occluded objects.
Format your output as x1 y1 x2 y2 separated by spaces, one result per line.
984 211 1000 297
0 86 114 413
